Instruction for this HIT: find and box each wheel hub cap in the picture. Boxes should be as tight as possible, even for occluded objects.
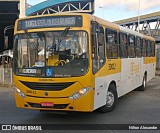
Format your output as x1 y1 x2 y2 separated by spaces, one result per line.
106 91 114 107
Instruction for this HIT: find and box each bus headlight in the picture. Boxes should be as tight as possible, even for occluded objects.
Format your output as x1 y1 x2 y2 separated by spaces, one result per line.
69 87 91 100
14 87 26 98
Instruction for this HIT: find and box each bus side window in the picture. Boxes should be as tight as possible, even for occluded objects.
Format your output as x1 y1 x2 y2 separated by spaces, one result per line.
119 33 128 58
91 21 105 74
91 21 97 55
151 41 155 57
128 35 136 58
106 28 118 59
142 39 147 57
98 26 105 60
136 37 142 57
147 40 152 57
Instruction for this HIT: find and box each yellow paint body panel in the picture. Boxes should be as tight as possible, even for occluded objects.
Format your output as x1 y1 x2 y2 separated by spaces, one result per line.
144 57 156 64
14 68 95 112
95 58 121 78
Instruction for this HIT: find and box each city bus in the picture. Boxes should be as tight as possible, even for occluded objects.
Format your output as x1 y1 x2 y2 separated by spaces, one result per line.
13 13 156 113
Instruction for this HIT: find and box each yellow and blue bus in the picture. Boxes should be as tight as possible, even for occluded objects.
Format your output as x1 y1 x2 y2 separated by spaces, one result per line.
13 13 156 113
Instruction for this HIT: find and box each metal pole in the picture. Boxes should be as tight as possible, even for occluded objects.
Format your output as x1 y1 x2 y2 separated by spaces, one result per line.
99 6 104 19
10 68 13 84
103 7 104 19
2 68 4 83
138 0 141 32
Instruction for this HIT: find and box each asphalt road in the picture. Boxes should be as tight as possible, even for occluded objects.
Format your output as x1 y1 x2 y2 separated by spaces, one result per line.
0 76 160 133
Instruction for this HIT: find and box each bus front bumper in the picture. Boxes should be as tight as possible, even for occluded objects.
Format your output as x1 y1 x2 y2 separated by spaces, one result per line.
14 90 93 112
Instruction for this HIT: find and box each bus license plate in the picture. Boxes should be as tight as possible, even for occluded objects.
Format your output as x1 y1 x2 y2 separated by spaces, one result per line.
41 102 54 107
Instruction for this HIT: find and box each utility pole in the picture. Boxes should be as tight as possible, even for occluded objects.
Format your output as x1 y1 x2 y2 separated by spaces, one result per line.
99 6 104 19
138 0 141 32
19 0 26 18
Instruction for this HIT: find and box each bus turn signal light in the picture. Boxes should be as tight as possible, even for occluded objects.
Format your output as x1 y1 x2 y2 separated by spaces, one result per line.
14 87 26 98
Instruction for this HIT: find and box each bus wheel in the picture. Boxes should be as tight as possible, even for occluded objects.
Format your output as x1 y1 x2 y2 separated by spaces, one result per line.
99 84 117 113
138 75 147 91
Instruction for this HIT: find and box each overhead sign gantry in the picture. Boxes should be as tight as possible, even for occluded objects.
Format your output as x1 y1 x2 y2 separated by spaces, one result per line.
26 0 95 16
115 11 160 43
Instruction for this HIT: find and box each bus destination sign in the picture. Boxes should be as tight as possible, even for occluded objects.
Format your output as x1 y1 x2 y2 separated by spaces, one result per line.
18 16 83 30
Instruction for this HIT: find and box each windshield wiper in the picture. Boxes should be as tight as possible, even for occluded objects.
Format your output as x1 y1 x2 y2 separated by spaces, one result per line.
55 27 71 51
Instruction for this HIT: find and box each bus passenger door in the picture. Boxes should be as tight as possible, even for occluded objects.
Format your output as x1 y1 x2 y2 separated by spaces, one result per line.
91 21 106 110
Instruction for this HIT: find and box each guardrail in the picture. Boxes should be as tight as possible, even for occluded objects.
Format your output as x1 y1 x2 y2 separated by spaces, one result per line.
0 68 13 85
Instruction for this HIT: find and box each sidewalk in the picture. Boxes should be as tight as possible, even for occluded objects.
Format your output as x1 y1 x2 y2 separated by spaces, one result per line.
0 83 13 88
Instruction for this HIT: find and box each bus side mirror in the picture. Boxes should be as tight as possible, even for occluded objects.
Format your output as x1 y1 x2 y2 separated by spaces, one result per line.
4 36 9 49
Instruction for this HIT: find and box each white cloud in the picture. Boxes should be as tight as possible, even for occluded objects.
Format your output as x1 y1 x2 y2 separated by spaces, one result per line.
95 0 160 12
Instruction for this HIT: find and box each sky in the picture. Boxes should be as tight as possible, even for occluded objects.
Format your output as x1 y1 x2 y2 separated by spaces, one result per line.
27 0 160 22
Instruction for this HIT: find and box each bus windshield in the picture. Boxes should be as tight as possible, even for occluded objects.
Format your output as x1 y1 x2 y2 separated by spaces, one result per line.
14 31 89 77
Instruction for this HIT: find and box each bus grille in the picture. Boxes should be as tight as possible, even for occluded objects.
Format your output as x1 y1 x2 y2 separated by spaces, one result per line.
27 102 69 109
20 81 75 91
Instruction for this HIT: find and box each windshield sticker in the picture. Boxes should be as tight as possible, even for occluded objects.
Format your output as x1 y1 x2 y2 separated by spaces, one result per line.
54 74 71 77
34 62 45 67
46 68 53 76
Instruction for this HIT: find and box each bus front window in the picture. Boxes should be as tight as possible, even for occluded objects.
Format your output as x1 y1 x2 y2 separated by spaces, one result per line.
14 31 89 77
45 31 88 77
14 33 45 76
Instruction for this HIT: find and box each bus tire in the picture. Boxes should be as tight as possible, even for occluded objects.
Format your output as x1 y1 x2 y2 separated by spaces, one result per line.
99 84 117 113
138 75 147 91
